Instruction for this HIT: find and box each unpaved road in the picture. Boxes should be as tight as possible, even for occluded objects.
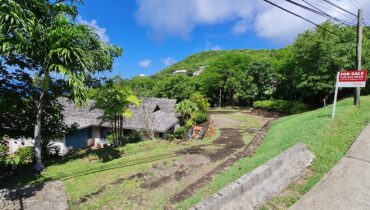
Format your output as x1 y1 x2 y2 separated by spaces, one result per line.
66 111 274 210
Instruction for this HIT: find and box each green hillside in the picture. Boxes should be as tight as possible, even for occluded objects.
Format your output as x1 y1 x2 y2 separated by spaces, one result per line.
128 22 370 107
177 96 370 209
156 49 280 76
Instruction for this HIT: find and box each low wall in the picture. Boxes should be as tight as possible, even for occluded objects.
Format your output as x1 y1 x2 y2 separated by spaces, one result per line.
190 144 314 210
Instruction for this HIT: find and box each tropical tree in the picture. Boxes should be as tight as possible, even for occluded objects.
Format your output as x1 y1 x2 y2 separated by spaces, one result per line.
152 75 196 101
277 22 369 105
0 64 73 141
199 53 253 105
94 78 140 145
128 76 155 97
176 99 199 123
0 0 122 172
190 92 210 112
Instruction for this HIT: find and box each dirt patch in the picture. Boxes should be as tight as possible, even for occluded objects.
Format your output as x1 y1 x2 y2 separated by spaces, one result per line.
246 128 258 134
210 115 243 128
139 154 211 190
174 170 188 181
177 128 244 162
140 176 172 189
209 110 240 114
174 154 211 167
169 120 274 204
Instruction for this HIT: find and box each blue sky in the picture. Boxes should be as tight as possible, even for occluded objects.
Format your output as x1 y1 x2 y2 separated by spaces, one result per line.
76 0 370 78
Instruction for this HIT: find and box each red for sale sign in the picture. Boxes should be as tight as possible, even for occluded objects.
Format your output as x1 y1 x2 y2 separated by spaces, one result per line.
337 70 368 87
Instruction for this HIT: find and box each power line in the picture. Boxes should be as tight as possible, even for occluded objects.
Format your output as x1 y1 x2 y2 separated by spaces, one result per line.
348 0 370 27
321 0 357 17
302 0 357 24
262 0 343 38
310 0 356 21
351 0 370 18
285 0 355 26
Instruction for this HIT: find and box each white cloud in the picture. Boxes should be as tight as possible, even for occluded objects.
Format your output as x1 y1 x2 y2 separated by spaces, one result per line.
77 16 109 42
211 45 222 51
138 59 152 68
204 40 222 51
163 57 177 66
135 0 370 43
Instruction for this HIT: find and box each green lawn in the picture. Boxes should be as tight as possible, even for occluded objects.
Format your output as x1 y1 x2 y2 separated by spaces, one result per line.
177 96 370 209
4 98 368 209
1 111 270 210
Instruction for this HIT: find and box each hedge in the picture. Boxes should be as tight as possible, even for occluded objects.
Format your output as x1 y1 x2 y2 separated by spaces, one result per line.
253 99 309 114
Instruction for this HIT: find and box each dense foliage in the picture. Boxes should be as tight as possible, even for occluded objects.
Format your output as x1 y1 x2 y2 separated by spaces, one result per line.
190 92 210 113
253 100 309 114
176 99 199 122
0 0 121 171
193 112 209 124
174 126 187 139
94 78 140 145
127 22 370 108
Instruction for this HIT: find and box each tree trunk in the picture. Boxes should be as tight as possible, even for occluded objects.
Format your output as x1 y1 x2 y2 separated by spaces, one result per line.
229 90 234 106
34 91 45 173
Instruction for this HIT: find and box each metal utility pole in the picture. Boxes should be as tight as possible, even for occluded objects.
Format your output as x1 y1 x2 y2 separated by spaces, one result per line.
355 9 363 106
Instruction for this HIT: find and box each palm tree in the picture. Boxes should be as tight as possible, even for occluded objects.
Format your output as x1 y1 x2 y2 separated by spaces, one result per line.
0 0 122 172
176 99 199 123
94 79 141 145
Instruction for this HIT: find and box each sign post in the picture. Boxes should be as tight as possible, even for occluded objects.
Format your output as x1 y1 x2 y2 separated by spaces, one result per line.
332 73 339 119
332 70 367 119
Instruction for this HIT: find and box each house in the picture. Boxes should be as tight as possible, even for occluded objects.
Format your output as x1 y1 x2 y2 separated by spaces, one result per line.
172 70 187 75
121 97 180 138
193 66 206 76
59 97 179 149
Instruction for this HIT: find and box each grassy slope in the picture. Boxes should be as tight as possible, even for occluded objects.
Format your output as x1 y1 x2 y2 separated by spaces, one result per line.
177 96 370 209
156 49 277 76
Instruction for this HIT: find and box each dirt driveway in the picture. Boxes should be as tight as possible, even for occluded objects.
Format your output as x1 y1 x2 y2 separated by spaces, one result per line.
67 111 274 210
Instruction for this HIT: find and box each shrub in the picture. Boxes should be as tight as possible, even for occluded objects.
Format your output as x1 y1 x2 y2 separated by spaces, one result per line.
174 126 187 139
0 156 15 173
15 146 33 165
126 130 144 143
190 92 210 112
253 99 309 114
193 112 208 124
185 119 194 129
106 134 115 145
164 134 175 141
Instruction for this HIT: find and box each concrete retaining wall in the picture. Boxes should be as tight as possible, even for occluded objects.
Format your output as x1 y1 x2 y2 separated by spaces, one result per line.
191 144 314 210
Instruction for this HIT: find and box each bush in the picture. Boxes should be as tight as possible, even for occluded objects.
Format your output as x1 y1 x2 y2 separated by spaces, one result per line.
190 92 210 112
0 156 15 173
174 126 187 139
164 134 175 141
126 130 144 143
15 146 33 165
253 99 309 114
185 119 194 129
193 112 208 124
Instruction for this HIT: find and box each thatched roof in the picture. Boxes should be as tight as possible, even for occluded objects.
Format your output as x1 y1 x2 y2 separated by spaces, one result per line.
59 97 179 133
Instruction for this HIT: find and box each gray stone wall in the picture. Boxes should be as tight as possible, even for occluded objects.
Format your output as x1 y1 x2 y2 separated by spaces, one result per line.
191 144 314 210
